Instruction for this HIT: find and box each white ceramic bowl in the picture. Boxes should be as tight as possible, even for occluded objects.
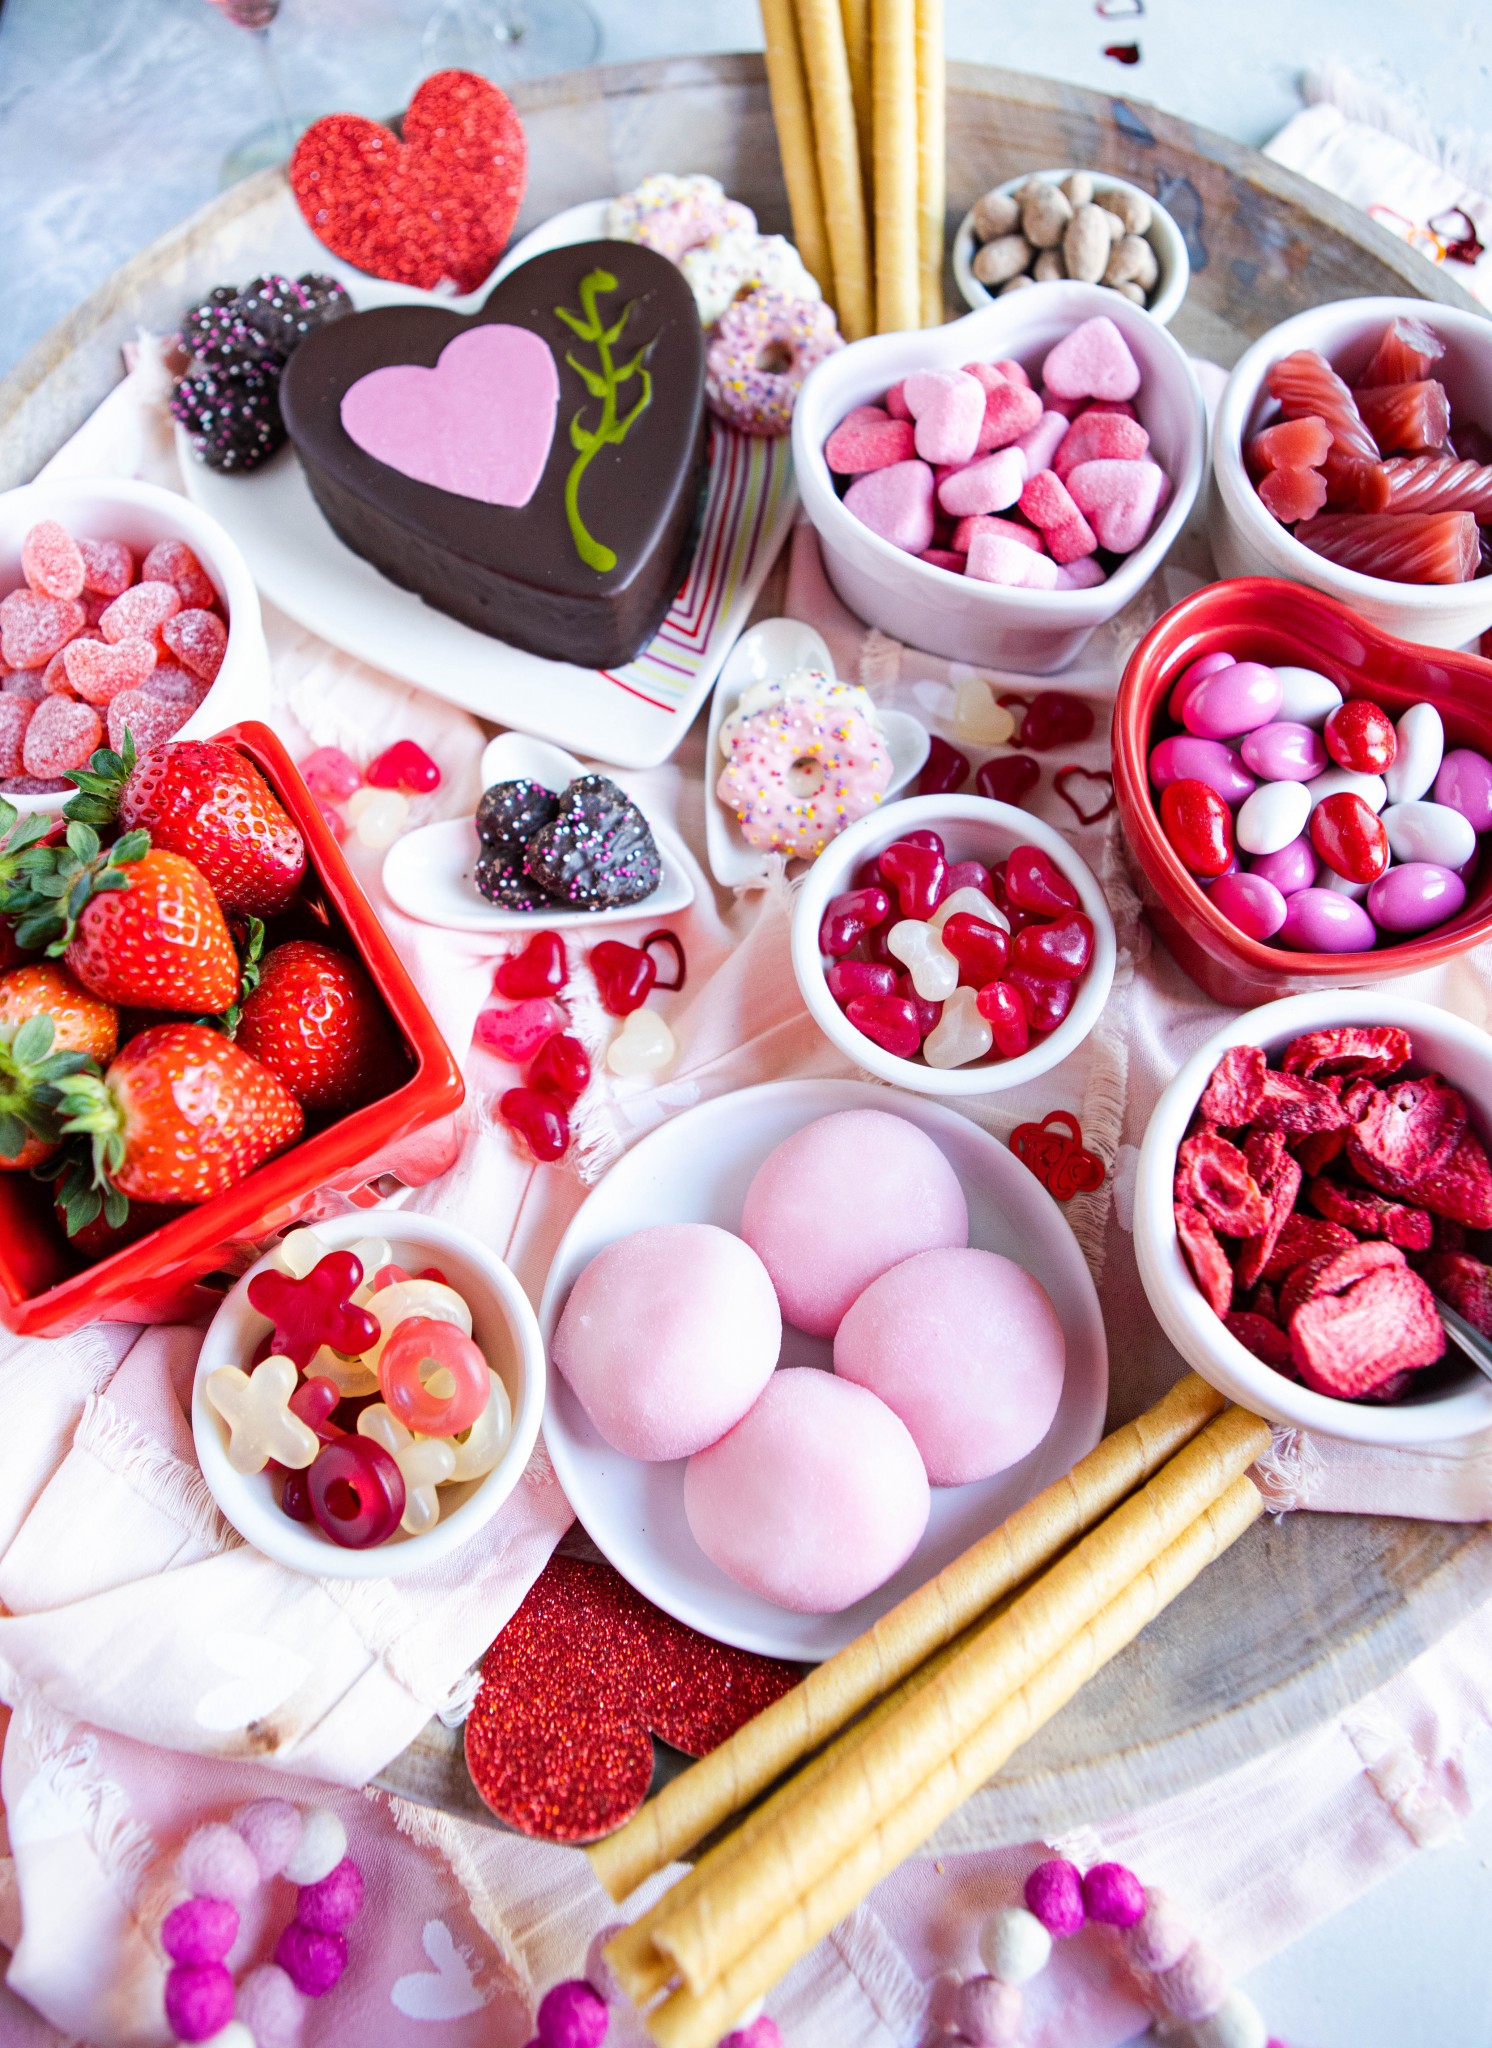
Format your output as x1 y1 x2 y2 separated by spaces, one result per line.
0 476 271 812
192 1208 546 1578
792 285 1206 673
1209 296 1492 650
953 169 1189 327
791 793 1117 1096
1134 991 1492 1445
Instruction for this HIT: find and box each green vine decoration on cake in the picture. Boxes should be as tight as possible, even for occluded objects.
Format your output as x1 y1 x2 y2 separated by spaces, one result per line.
554 268 654 573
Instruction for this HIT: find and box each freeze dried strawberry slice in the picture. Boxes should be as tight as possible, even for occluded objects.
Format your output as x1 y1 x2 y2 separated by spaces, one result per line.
1225 1311 1296 1372
1291 1126 1350 1176
1306 1176 1432 1251
1235 1129 1303 1288
1175 1132 1268 1236
1348 1073 1467 1195
1430 1215 1468 1254
1246 1278 1281 1324
1411 1128 1492 1229
1261 1213 1358 1285
1176 1202 1233 1318
1420 1252 1492 1337
1281 1026 1411 1083
1279 1239 1405 1322
1250 1067 1351 1135
1340 1076 1382 1121
1198 1044 1266 1128
1289 1253 1444 1398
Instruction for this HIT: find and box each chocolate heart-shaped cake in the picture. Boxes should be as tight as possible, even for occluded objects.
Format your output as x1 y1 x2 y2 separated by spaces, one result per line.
279 241 707 668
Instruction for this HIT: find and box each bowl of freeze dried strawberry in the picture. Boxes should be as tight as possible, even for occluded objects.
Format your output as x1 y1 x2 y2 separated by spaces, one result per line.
0 720 462 1337
0 477 271 813
1209 297 1492 652
1135 992 1492 1443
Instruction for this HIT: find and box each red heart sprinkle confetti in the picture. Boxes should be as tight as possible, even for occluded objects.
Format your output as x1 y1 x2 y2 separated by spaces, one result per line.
1054 764 1116 825
1010 1110 1106 1200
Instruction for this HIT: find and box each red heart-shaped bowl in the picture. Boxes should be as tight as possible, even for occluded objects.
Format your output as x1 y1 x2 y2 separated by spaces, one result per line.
1114 576 1492 1007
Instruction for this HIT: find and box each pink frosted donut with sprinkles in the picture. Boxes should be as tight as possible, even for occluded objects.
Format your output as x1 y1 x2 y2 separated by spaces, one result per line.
717 668 892 858
706 288 843 436
604 173 756 264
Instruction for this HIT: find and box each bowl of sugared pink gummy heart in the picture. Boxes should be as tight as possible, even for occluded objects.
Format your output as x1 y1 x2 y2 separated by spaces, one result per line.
791 795 1116 1095
1135 991 1492 1445
791 282 1205 674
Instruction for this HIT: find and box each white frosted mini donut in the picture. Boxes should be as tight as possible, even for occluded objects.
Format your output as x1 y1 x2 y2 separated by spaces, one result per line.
681 230 823 325
604 172 724 239
716 666 892 858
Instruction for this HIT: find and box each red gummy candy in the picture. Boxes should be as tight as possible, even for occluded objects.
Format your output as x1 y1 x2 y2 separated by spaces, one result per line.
63 634 156 706
366 739 441 793
918 735 970 796
1005 844 1078 916
160 608 227 683
107 690 187 754
529 1032 591 1103
825 959 898 1006
474 997 563 1062
975 754 1040 805
825 409 917 474
1355 380 1450 457
0 696 32 776
280 1467 315 1522
22 695 101 777
1357 315 1445 389
1011 911 1094 981
1248 415 1332 472
975 979 1029 1058
896 972 940 1039
1294 510 1478 584
945 858 994 896
1309 790 1389 883
879 838 948 919
1019 691 1094 752
300 745 362 799
1257 465 1328 524
589 939 655 1016
307 1435 405 1549
21 520 85 601
1019 471 1098 565
77 537 134 599
846 993 922 1059
0 590 85 670
1175 1202 1234 1317
247 1248 381 1370
940 911 1010 986
289 1374 343 1446
1323 700 1396 774
141 539 217 611
819 886 891 958
499 1085 571 1162
1174 1131 1269 1236
1007 967 1075 1034
496 929 567 999
1160 778 1234 877
1265 349 1380 485
1373 455 1492 519
98 580 179 645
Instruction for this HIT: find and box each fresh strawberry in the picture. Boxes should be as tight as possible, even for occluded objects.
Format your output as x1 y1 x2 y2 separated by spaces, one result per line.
61 1195 182 1260
235 939 403 1113
64 732 306 917
50 1021 303 1230
0 962 115 1170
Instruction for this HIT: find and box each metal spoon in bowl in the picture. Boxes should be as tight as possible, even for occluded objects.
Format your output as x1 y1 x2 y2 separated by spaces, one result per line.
1435 1299 1492 1382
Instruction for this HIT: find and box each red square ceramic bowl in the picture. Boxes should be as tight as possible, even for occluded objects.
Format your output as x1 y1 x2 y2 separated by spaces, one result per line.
0 721 465 1337
1114 576 1492 1007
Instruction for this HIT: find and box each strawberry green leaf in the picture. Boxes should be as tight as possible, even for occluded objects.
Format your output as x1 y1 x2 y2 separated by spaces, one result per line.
10 1013 54 1065
0 1111 28 1160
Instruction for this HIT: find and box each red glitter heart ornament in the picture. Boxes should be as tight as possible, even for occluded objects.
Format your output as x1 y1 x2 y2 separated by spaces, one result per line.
290 70 527 293
464 1553 800 1842
1054 764 1116 825
1010 1109 1105 1200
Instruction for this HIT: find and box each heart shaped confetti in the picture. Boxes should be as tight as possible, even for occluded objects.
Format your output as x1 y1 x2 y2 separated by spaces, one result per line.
1054 764 1116 825
464 1553 799 1842
290 70 527 293
1010 1110 1106 1201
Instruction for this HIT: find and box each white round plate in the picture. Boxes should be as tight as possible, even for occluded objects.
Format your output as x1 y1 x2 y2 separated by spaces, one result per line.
705 619 931 887
539 1077 1109 1660
381 730 694 934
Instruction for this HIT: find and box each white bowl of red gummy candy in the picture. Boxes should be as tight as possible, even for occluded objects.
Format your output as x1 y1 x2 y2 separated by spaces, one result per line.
791 282 1206 672
0 477 268 812
792 794 1117 1095
1210 297 1492 651
192 1208 546 1578
1135 993 1492 1445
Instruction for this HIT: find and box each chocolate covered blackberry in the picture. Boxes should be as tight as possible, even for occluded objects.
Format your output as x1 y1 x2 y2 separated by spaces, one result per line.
476 777 559 848
240 273 353 355
525 774 662 909
170 362 286 473
475 844 551 911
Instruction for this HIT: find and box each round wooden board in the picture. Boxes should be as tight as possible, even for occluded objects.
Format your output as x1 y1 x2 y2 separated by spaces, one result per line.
4 54 1489 1852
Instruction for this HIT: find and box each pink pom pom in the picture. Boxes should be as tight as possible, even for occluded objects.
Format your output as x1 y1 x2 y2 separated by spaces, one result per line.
1152 1943 1228 2023
296 1856 364 1934
237 1963 307 2048
164 1961 235 2042
954 1976 1022 2047
537 1979 609 2048
1120 1886 1192 1973
1082 1861 1146 1928
162 1895 238 1965
1023 1858 1085 1937
233 1798 303 1880
720 2021 783 2048
178 1822 261 1903
584 1924 627 2004
275 1920 348 1998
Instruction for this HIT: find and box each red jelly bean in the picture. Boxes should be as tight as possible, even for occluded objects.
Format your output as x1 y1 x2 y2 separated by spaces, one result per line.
307 1436 406 1549
944 859 995 897
846 994 922 1059
825 959 898 1005
1008 968 1077 1034
288 1374 343 1446
500 1085 571 1161
1019 691 1094 752
1159 779 1234 878
1309 791 1389 883
975 980 1030 1058
1323 700 1397 774
819 886 891 957
1005 844 1080 915
1012 911 1095 981
496 929 568 999
529 1033 591 1102
879 838 948 918
366 738 440 793
975 755 1040 806
896 972 940 1038
940 911 1010 986
589 939 655 1016
247 1251 380 1372
918 735 970 796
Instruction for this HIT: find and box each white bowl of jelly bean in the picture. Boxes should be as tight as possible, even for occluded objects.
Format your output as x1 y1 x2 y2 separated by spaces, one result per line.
192 1208 545 1578
1149 648 1492 954
791 795 1116 1095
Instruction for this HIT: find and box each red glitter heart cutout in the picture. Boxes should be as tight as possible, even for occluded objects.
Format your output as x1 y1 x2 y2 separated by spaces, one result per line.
464 1554 800 1842
1010 1110 1105 1200
290 70 527 294
1054 764 1116 825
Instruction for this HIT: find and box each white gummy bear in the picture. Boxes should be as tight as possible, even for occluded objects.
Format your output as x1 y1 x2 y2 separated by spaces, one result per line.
922 986 994 1069
887 918 959 1000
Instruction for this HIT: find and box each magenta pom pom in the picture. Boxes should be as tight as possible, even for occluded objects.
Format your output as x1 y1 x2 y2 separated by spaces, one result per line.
1120 1886 1192 1974
296 1856 364 1934
537 1978 610 2048
720 2023 784 2048
584 1924 627 2005
178 1822 261 1903
1023 1859 1085 1938
1152 1943 1228 2023
1082 1861 1145 1929
953 1977 1022 2048
164 1961 235 2042
162 1894 239 1965
236 1963 307 2048
275 1920 348 1998
233 1798 304 1880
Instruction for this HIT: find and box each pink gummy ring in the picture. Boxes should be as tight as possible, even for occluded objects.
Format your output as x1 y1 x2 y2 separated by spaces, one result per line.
378 1316 489 1437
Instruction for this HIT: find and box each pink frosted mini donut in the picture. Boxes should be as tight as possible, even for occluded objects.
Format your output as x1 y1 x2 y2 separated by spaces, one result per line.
635 194 756 264
717 667 892 858
684 1369 930 1611
706 288 844 436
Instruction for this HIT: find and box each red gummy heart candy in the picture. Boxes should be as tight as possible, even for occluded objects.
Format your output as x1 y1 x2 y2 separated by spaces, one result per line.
944 859 995 897
247 1249 381 1371
879 838 948 919
1009 968 1077 1034
825 959 898 1006
940 911 1010 986
1011 911 1095 981
847 993 922 1058
976 754 1040 806
1019 691 1095 751
499 1085 571 1161
1159 779 1234 878
496 929 568 999
819 886 891 957
290 70 528 293
366 738 441 792
918 735 970 796
474 997 564 1063
589 939 655 1016
529 1032 591 1103
1005 844 1080 916
975 979 1030 1058
897 972 940 1038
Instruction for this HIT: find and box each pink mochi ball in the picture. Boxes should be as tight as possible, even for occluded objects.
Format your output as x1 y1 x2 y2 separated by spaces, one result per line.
739 1110 968 1337
553 1223 781 1460
684 1369 930 1611
833 1247 1065 1484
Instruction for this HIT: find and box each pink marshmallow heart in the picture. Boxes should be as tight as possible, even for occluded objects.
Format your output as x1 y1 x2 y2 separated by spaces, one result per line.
902 370 986 465
966 532 1059 589
937 447 1027 517
1053 410 1150 478
1067 457 1167 552
1019 470 1098 563
1040 316 1142 402
885 379 912 421
1054 556 1108 590
919 548 967 574
951 514 1046 556
843 459 937 553
825 410 917 475
976 380 1044 453
1013 410 1070 477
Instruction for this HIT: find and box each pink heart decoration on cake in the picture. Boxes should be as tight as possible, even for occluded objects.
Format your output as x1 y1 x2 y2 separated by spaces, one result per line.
339 324 559 508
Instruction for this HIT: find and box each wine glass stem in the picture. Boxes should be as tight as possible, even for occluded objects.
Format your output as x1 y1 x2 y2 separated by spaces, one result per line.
253 27 297 161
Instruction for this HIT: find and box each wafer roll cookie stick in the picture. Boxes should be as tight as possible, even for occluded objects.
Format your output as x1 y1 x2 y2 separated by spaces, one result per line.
585 1371 1225 1904
794 0 874 339
915 0 946 326
644 1476 1265 2048
839 0 873 193
872 0 919 332
759 0 835 302
648 1406 1272 1995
